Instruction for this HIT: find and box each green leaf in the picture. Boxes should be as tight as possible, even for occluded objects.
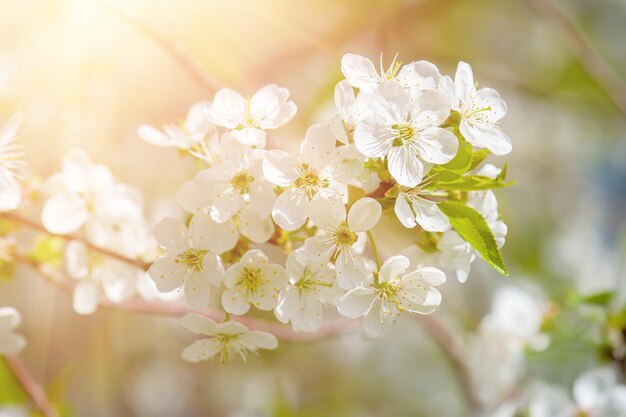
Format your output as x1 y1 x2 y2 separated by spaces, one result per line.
436 175 515 191
439 201 508 276
429 140 473 182
575 291 614 306
468 149 491 171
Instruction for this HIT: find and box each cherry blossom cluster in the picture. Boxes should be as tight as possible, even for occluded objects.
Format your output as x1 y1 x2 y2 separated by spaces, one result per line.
138 53 512 362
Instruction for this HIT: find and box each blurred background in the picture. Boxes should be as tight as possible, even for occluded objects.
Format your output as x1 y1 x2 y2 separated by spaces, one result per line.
0 0 625 416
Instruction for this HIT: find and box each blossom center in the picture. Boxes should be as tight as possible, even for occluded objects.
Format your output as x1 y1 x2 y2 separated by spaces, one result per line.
295 163 328 199
236 266 266 293
230 170 254 194
417 231 442 253
176 248 207 272
391 123 416 146
333 221 358 247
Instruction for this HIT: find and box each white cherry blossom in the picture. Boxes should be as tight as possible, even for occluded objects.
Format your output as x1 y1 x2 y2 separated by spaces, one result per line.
138 101 216 159
41 149 144 237
0 113 24 212
148 214 231 309
354 82 458 187
176 133 275 223
206 84 296 148
0 307 26 354
263 124 359 231
221 249 288 315
341 53 441 95
439 61 511 155
329 80 369 145
299 197 380 290
65 240 142 315
180 313 278 363
274 250 339 332
337 255 445 339
394 184 450 232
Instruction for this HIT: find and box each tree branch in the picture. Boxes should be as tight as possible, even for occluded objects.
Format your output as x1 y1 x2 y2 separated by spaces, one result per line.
4 356 58 417
1 212 150 270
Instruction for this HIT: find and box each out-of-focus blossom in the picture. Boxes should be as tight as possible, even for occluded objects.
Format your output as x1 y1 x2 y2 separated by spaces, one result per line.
274 250 339 332
338 255 445 339
439 62 511 155
0 113 24 212
206 85 296 148
0 307 26 354
180 313 278 363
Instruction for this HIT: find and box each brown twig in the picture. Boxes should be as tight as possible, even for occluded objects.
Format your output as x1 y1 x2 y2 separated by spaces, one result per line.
417 316 482 412
525 0 626 117
4 356 58 417
96 0 221 93
1 212 150 270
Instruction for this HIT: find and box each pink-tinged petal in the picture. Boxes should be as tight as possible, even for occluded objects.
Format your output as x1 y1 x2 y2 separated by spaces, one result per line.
412 199 450 232
341 54 380 94
394 193 417 228
42 193 88 234
181 339 221 363
250 84 297 129
272 188 308 231
460 120 512 156
347 197 381 232
378 255 410 284
148 256 187 292
337 287 377 318
180 313 218 336
263 150 298 186
206 88 247 128
416 127 458 164
454 61 476 104
73 280 99 315
153 217 188 252
387 145 424 188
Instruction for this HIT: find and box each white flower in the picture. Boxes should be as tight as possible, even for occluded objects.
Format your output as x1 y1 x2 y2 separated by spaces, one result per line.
263 124 359 231
299 197 381 290
148 214 231 309
176 133 275 224
354 83 458 187
439 62 511 155
341 53 441 95
394 184 450 232
529 367 626 417
0 307 26 354
138 101 216 159
206 84 297 148
41 149 143 237
0 113 24 212
180 313 278 363
401 232 475 283
221 249 288 315
65 240 141 315
274 250 339 332
337 255 445 339
329 80 369 144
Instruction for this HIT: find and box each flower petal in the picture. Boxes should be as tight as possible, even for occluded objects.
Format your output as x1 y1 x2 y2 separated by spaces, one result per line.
394 193 417 228
416 127 458 164
337 287 377 318
378 255 410 284
251 84 297 129
460 120 512 156
272 187 308 231
262 150 298 187
347 197 381 232
181 339 221 363
41 193 88 234
412 199 450 232
206 88 247 128
73 280 99 315
180 313 218 336
387 145 424 188
153 217 188 253
341 54 380 93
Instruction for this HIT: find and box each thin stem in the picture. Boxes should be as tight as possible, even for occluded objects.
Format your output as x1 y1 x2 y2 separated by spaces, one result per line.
417 316 481 412
525 0 626 117
96 0 221 93
366 230 381 271
4 356 58 417
1 212 150 271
